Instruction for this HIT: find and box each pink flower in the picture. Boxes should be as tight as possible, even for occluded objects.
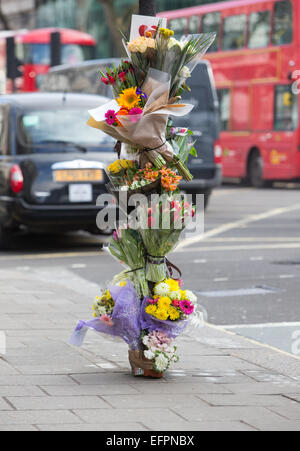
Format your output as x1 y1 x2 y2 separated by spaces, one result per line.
113 231 118 242
172 299 180 308
100 314 114 327
129 108 143 123
105 110 117 126
147 298 158 305
149 331 172 346
178 278 183 288
179 300 194 315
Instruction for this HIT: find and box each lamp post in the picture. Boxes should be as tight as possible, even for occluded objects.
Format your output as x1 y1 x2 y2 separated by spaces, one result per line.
139 0 156 16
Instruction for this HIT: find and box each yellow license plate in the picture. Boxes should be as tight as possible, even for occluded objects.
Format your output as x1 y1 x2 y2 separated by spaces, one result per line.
54 169 103 183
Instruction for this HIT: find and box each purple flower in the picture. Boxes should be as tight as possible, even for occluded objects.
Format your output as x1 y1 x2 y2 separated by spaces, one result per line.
113 231 118 242
136 88 147 99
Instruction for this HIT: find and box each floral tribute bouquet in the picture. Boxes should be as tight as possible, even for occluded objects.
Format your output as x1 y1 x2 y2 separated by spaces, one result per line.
70 15 215 378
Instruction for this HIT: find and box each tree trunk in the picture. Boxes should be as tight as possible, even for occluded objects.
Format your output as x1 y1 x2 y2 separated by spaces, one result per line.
139 0 156 16
99 0 124 56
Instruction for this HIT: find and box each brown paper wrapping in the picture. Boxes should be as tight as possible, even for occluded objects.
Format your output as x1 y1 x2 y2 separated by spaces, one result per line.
87 69 193 167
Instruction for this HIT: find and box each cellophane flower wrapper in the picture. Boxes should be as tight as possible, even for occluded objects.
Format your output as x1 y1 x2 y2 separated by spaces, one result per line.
70 282 141 350
108 228 150 298
87 68 194 169
136 196 191 282
140 297 188 338
157 33 217 97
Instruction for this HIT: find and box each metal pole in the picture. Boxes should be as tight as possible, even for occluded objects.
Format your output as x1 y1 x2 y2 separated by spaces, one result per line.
139 0 156 16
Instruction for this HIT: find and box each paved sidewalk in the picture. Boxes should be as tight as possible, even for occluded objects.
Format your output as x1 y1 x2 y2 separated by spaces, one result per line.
0 266 299 431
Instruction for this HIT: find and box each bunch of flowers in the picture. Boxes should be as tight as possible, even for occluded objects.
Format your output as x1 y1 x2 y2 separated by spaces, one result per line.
92 289 115 327
100 60 136 96
137 195 195 282
75 16 216 378
145 278 196 322
127 25 216 96
107 160 183 194
142 330 179 373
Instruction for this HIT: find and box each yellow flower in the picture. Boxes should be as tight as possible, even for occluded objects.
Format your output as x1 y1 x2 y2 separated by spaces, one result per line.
180 290 187 300
168 307 180 321
108 160 122 174
119 160 129 170
128 37 156 53
117 87 141 110
159 28 174 39
119 281 127 287
154 309 169 321
93 312 98 318
157 296 172 310
145 305 158 316
166 278 180 292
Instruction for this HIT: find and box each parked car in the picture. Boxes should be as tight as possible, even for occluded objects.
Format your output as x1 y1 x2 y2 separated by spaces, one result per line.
42 59 222 207
0 92 116 249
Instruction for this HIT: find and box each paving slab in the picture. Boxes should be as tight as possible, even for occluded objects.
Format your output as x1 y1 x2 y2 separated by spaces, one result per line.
0 267 299 431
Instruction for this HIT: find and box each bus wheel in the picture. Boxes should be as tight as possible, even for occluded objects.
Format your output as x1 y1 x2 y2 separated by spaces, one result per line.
248 150 266 188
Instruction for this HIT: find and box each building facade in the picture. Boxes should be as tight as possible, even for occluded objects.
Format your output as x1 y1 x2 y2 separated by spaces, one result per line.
0 0 36 30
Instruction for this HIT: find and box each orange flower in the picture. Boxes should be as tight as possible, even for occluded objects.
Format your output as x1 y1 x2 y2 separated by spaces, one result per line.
116 108 129 127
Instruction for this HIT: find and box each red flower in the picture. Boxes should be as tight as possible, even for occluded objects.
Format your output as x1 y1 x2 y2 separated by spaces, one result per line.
118 71 126 82
108 75 116 85
101 77 109 85
148 217 155 228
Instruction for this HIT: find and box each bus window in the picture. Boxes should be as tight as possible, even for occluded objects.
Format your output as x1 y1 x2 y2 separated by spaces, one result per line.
248 11 271 49
169 18 188 38
274 85 298 131
189 15 201 34
272 0 293 46
217 89 230 131
202 12 220 52
223 15 247 51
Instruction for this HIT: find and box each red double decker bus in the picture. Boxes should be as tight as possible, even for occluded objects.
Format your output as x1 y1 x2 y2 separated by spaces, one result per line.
0 28 96 95
160 0 300 187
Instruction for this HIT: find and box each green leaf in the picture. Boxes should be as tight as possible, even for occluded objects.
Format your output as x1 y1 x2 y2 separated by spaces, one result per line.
190 146 198 158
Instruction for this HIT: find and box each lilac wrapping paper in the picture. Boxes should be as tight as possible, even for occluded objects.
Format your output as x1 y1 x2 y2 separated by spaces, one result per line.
70 282 141 350
140 297 188 338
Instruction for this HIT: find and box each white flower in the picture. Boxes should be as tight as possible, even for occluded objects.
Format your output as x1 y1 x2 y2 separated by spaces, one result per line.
180 66 191 79
154 282 170 297
144 350 155 360
167 37 185 50
184 290 197 304
142 335 150 347
169 290 181 300
154 353 169 373
97 306 107 316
